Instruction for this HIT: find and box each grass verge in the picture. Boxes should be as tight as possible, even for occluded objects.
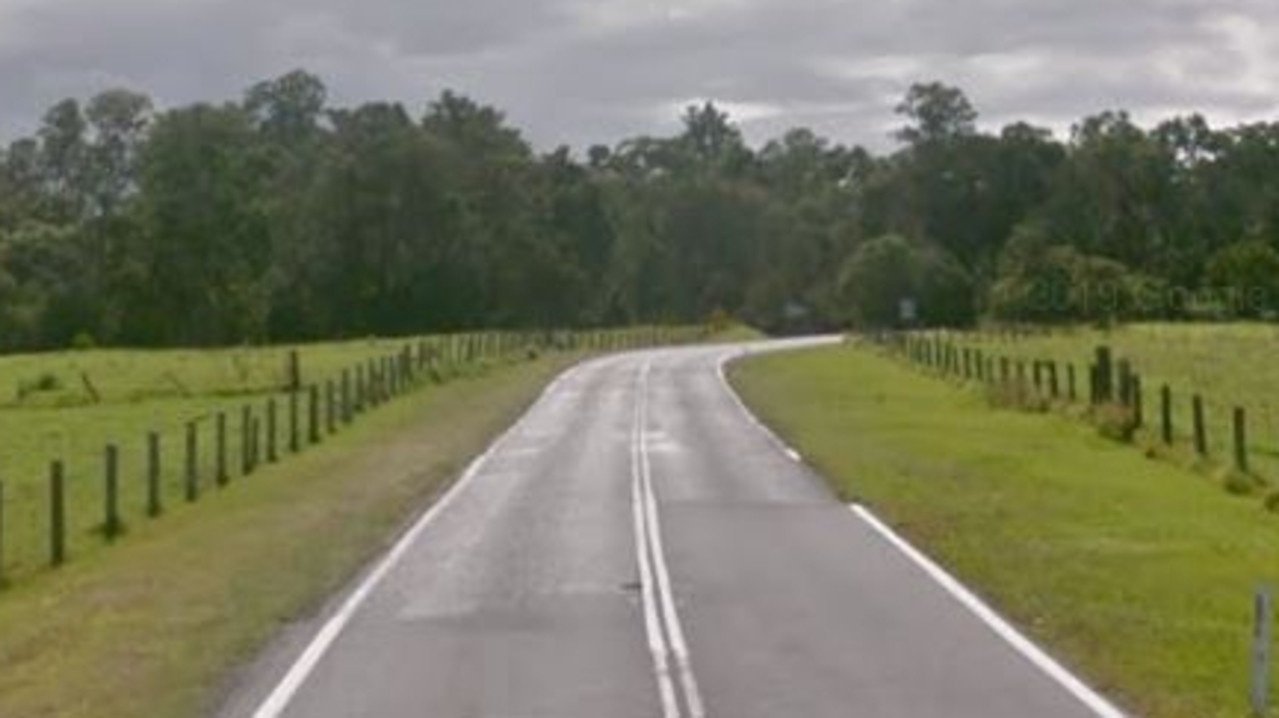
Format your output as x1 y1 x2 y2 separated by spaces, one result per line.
730 343 1279 718
961 322 1279 484
0 353 578 718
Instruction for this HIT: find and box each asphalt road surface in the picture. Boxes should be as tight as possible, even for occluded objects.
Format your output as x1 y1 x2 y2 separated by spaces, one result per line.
226 339 1126 718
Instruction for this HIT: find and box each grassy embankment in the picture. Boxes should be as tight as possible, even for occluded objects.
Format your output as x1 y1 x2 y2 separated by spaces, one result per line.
732 341 1279 718
964 322 1279 486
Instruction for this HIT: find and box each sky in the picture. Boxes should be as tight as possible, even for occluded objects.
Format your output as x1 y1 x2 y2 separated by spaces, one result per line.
0 0 1277 151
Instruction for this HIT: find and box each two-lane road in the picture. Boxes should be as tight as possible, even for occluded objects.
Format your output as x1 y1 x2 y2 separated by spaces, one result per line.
227 339 1125 718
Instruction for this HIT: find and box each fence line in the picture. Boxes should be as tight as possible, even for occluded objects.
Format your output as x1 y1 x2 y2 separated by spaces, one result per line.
876 330 1263 482
0 325 712 589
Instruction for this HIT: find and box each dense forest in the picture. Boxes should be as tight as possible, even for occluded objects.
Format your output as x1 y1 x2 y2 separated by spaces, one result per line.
2 70 1279 350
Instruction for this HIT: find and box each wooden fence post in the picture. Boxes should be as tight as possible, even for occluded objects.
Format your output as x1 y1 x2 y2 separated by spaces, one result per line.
355 365 366 413
289 391 300 453
1160 385 1173 445
50 461 65 566
1193 395 1207 456
326 380 336 434
241 405 253 476
147 432 162 518
1234 407 1249 473
341 369 352 424
104 444 121 541
1095 345 1114 403
287 349 301 393
216 412 228 485
185 422 199 502
309 385 321 445
267 398 278 463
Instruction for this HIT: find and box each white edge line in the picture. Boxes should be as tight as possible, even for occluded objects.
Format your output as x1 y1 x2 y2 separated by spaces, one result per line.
714 352 804 464
849 504 1128 718
713 342 1125 718
252 360 588 718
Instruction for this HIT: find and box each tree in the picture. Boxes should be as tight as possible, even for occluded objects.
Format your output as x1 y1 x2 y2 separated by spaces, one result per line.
37 99 89 221
84 89 153 217
677 102 752 175
989 223 1153 324
894 82 978 146
838 234 974 327
10 70 1279 348
133 103 270 344
0 138 43 229
1205 240 1279 318
245 70 327 146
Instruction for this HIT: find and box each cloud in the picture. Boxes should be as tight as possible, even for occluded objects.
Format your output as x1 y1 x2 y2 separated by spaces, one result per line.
0 0 1277 151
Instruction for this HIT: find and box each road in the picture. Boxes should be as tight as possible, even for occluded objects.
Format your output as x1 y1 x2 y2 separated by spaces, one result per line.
226 339 1125 718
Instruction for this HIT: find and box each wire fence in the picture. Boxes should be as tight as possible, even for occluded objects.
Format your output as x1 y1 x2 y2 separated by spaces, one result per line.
0 325 711 588
870 329 1279 501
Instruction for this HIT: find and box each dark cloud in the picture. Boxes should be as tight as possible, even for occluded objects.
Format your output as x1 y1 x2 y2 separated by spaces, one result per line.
0 0 1276 150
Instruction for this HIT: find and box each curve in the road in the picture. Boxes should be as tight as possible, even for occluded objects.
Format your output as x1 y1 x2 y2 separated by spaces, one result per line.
229 338 1126 718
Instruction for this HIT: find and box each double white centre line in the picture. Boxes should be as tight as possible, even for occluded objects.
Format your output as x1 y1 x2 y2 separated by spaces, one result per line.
631 362 706 718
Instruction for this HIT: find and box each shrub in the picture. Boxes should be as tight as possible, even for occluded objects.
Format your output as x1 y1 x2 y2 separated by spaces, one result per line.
70 331 96 350
1220 469 1261 497
707 308 733 332
34 372 60 392
985 380 1050 413
15 372 63 402
1263 491 1279 514
1093 403 1138 443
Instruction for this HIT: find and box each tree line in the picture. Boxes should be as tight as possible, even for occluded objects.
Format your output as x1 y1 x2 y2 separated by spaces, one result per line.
2 71 1278 350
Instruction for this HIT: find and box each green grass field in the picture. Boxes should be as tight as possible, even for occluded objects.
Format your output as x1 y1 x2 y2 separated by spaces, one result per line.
935 323 1279 489
732 343 1279 718
0 333 489 582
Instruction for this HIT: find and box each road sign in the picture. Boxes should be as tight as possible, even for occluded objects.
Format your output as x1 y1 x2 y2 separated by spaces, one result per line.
899 298 917 324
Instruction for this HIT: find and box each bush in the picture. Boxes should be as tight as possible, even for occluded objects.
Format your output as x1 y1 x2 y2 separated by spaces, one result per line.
985 380 1050 413
1093 403 1138 443
1263 491 1279 514
839 234 975 329
34 372 60 392
1204 239 1279 319
15 372 63 402
988 222 1158 324
70 331 96 350
1220 469 1261 497
707 308 733 332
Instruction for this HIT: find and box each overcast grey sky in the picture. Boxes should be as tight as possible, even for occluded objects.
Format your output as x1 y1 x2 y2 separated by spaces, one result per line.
0 0 1276 150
